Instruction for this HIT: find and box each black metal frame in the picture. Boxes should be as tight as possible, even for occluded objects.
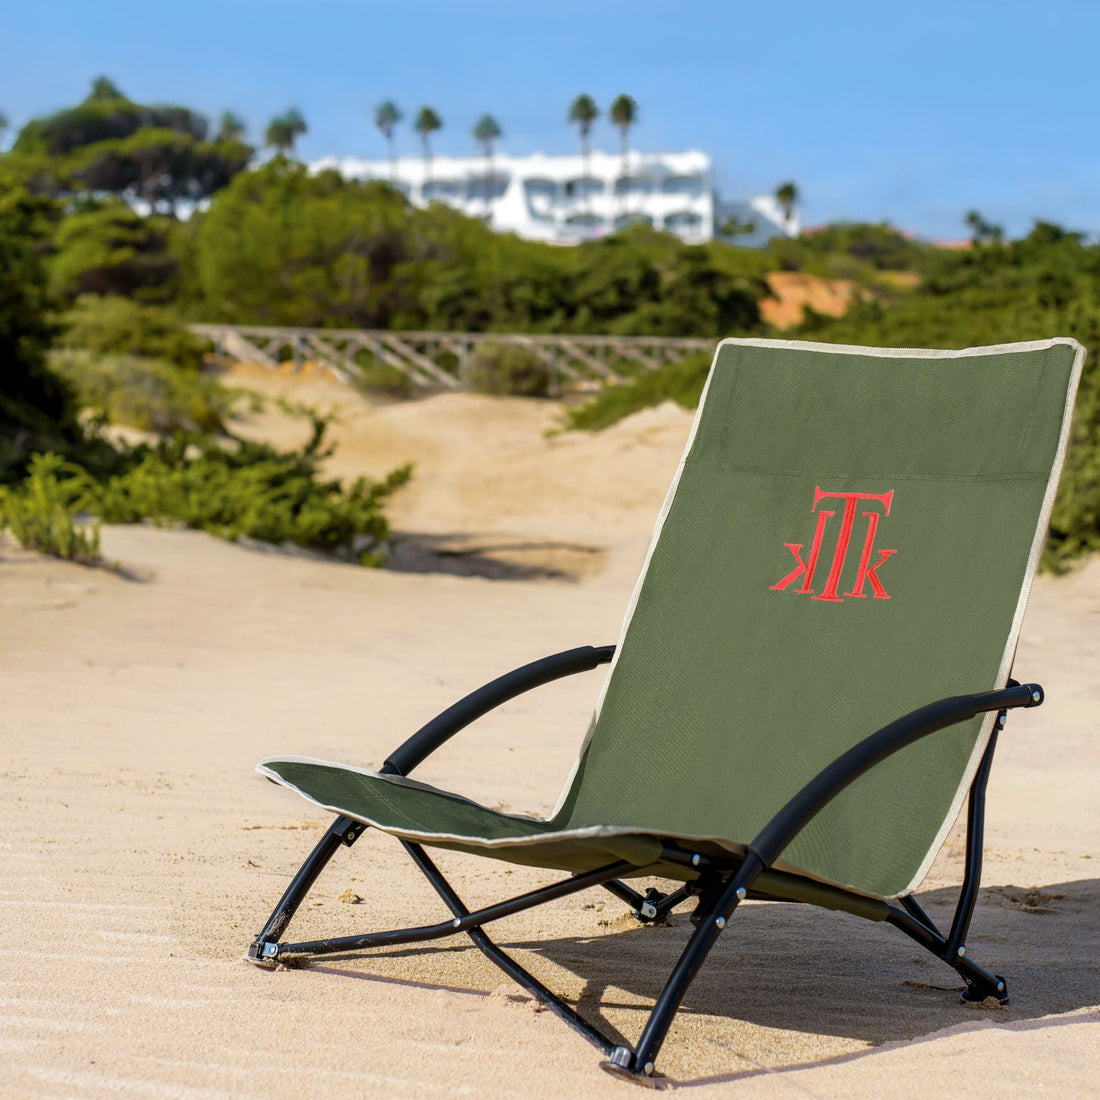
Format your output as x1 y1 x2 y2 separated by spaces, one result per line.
248 645 1044 1082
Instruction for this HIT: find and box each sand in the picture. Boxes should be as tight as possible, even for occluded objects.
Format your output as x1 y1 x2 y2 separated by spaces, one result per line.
2 369 1097 1096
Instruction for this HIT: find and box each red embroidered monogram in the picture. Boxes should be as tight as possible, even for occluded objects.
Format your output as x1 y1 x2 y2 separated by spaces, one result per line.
770 487 897 602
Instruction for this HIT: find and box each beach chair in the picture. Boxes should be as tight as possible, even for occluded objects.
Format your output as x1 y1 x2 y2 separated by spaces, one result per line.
248 337 1083 1082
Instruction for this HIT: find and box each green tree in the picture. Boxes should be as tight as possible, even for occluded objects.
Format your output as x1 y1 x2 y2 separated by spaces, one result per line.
775 181 799 229
0 110 8 148
89 76 124 102
11 82 251 212
0 182 80 463
375 101 402 181
196 159 422 328
216 110 246 143
49 201 180 301
414 106 442 185
472 113 502 218
568 94 600 212
964 209 1004 246
265 109 306 156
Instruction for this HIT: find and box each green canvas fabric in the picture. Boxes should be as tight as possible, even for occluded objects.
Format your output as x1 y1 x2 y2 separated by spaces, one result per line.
260 337 1081 900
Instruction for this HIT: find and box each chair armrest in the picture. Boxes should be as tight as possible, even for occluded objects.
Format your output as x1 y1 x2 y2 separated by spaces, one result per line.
381 645 615 777
748 681 1043 868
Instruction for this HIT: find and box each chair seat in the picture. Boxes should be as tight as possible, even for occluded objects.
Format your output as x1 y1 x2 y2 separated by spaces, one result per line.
260 756 667 873
259 755 892 923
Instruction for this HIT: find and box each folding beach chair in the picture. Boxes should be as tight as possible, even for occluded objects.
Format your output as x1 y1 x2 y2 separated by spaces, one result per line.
248 337 1083 1082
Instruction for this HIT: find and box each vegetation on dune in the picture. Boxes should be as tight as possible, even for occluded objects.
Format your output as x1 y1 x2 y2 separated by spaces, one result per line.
562 351 712 432
566 218 1100 570
467 342 551 397
2 429 411 566
82 431 412 562
0 453 103 565
195 157 769 336
61 294 210 369
49 349 236 434
49 296 228 433
4 80 1100 570
0 150 411 566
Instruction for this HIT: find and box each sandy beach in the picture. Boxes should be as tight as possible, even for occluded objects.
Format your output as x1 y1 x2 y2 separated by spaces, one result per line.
3 368 1098 1096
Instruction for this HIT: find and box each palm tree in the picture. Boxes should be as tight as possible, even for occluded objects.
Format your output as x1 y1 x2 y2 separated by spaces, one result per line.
265 109 307 156
216 110 246 143
609 94 637 161
0 110 8 150
472 113 502 218
283 108 307 146
775 181 799 229
414 106 443 187
568 94 600 213
375 101 402 182
265 117 292 154
609 94 637 218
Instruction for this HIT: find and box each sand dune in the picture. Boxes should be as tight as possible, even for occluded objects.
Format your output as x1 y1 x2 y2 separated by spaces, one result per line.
2 372 1097 1096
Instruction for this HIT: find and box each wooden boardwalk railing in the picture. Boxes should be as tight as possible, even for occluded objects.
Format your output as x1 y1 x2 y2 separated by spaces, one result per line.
190 324 714 391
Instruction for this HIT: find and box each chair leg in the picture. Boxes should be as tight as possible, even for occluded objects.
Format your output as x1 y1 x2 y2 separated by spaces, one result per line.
247 814 365 963
602 854 766 1081
888 723 1010 1003
401 841 621 1057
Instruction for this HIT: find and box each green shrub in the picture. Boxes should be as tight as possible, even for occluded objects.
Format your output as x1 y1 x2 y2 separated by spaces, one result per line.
0 452 102 564
2 415 412 566
561 351 713 431
61 295 210 371
353 356 414 399
467 342 550 396
84 433 412 563
49 348 236 433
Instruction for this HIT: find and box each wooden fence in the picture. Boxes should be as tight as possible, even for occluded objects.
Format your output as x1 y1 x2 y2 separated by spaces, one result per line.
190 324 714 391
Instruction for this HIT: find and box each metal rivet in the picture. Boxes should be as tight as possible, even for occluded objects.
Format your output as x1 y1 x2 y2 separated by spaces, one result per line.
452 917 461 928
997 981 1005 992
715 916 726 929
735 886 747 901
643 1062 654 1076
691 853 701 867
997 714 1006 728
1032 690 1041 703
957 945 966 957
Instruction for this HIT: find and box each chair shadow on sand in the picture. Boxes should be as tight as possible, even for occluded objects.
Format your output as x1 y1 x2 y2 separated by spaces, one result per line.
311 876 1099 1086
385 531 604 582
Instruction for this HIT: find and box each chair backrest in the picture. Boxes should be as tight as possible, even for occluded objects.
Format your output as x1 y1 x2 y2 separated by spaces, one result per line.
552 338 1083 897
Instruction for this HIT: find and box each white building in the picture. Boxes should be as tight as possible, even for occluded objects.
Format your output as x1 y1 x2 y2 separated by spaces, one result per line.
312 149 797 246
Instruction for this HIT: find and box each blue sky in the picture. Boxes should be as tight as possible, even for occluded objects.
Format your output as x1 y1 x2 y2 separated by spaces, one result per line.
2 0 1097 239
